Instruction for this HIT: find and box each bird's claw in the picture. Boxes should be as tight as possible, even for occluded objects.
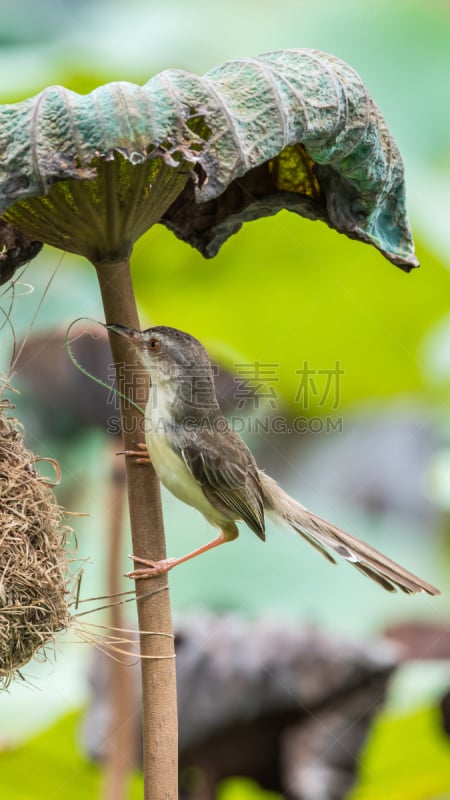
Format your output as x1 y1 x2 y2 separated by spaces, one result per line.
125 553 177 579
116 442 151 463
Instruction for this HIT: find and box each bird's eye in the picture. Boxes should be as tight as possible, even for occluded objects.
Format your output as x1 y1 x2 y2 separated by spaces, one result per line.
148 338 160 352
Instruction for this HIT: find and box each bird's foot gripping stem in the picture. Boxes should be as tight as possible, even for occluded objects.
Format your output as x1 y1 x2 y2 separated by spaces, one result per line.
125 555 180 579
116 442 151 463
125 529 236 579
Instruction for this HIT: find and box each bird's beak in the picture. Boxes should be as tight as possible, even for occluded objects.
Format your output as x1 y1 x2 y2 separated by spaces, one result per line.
105 323 144 344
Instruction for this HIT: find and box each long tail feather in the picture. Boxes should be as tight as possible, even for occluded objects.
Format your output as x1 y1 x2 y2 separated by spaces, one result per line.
260 472 440 596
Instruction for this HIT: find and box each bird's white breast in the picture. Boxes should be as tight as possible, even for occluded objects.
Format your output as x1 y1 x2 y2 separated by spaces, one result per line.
144 386 226 526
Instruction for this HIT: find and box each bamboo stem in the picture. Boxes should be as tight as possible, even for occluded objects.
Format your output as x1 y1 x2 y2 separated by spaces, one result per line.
95 257 178 800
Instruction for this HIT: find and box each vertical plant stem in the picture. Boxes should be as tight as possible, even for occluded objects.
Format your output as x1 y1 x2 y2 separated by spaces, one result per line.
102 449 136 800
95 257 178 800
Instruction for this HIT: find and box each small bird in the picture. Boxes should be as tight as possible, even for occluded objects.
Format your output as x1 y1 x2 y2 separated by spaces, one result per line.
107 324 440 595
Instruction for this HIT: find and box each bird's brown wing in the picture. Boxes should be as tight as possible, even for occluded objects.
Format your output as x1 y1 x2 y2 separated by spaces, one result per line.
180 438 266 540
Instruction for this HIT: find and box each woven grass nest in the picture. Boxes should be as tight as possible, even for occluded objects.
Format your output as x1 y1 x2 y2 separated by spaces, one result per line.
0 399 73 687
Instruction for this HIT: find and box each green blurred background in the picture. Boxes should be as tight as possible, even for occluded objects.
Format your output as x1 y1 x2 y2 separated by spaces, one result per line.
0 0 450 797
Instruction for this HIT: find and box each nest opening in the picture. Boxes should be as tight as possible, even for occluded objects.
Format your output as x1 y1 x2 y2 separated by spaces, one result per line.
0 400 73 688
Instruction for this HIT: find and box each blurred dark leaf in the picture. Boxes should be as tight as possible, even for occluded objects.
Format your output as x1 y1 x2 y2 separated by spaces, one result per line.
385 622 450 661
83 614 397 799
16 324 118 436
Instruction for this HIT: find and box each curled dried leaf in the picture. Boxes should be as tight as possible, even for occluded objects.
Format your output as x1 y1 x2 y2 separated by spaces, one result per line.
0 49 417 275
0 220 42 284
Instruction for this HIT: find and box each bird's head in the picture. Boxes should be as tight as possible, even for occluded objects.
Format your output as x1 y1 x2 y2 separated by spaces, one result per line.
106 324 218 412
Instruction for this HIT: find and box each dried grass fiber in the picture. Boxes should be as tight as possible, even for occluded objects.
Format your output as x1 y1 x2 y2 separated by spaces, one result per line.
0 400 72 687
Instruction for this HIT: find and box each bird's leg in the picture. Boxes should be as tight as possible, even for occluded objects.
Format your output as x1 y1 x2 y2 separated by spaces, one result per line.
116 442 151 463
125 525 239 579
